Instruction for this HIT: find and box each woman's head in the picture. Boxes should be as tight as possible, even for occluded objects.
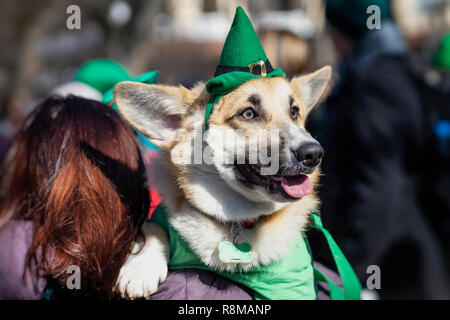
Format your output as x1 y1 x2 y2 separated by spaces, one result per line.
0 96 150 298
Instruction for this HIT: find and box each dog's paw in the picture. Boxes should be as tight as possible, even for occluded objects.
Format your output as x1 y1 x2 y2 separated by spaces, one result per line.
116 249 168 299
115 222 170 299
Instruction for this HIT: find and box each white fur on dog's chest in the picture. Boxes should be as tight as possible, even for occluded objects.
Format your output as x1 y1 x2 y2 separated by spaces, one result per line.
166 194 315 273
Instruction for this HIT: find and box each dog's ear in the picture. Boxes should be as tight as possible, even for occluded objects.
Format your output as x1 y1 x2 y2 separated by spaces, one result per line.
290 66 332 114
114 82 191 148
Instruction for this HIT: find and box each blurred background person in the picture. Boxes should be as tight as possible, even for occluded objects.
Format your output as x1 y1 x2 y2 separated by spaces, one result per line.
408 33 450 258
307 0 450 299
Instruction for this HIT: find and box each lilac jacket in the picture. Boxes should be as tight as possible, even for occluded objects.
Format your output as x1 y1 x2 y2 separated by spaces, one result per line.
0 220 341 300
0 220 46 299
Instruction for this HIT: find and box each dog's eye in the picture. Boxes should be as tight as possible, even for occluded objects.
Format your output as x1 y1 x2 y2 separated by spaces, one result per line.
290 106 300 121
240 107 258 120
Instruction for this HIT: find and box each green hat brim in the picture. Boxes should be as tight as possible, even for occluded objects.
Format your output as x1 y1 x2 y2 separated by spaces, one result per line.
205 68 285 129
206 68 285 96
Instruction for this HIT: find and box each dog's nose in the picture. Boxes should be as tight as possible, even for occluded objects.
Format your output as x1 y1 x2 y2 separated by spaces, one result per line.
293 142 324 169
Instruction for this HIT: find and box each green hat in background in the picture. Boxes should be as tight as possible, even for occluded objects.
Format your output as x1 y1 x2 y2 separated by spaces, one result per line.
101 69 159 150
101 70 159 108
75 58 131 94
325 0 391 39
433 34 450 71
74 58 159 106
205 6 285 129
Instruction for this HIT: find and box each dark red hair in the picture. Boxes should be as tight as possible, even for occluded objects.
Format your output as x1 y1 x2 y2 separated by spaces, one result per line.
0 96 150 298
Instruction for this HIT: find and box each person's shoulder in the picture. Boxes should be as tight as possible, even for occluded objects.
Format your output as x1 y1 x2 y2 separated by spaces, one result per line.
150 269 253 300
351 54 422 113
0 220 46 299
0 220 34 253
356 55 412 87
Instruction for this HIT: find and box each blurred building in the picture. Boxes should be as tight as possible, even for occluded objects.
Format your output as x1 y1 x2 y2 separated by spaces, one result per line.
0 0 448 135
393 0 450 50
0 0 327 102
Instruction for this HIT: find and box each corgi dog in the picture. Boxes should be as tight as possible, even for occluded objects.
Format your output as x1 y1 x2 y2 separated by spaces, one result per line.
113 66 332 298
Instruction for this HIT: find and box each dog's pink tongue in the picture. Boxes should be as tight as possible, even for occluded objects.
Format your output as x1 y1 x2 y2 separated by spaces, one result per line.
281 175 312 198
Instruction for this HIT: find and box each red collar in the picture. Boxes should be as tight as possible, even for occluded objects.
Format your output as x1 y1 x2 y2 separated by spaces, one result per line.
242 219 258 229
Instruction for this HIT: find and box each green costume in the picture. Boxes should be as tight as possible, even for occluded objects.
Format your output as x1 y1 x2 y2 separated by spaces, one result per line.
151 7 361 299
151 204 360 300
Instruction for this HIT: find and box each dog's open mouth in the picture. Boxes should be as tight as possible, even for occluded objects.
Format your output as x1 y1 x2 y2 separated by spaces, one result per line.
235 164 313 199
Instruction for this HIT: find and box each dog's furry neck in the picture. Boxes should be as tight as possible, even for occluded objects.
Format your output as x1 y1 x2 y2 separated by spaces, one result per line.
150 154 319 272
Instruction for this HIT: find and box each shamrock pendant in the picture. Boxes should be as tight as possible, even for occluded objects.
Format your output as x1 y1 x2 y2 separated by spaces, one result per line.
218 240 252 264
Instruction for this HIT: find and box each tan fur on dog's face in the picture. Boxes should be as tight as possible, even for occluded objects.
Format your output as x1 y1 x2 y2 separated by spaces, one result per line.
213 77 307 129
114 66 331 222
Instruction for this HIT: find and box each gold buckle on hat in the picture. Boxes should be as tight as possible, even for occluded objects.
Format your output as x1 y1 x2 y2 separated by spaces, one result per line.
248 60 267 77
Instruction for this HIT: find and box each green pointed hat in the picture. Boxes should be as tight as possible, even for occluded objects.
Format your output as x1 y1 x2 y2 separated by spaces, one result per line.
205 6 285 129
